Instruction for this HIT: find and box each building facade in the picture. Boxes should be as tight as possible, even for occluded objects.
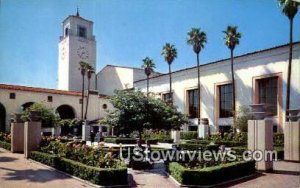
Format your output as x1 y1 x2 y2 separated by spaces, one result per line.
134 43 300 133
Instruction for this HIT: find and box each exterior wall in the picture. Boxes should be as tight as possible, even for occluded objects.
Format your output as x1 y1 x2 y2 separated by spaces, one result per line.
134 43 300 132
97 65 147 96
0 87 113 132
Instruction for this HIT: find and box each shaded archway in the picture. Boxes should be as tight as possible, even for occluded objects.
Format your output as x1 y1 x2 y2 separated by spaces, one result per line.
0 103 6 132
56 105 75 119
56 105 76 136
21 102 34 111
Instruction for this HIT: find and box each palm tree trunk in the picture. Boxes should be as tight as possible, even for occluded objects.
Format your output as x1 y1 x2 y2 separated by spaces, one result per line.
286 18 293 120
147 75 149 97
197 53 201 125
169 64 172 104
81 74 85 120
231 49 236 121
84 78 90 120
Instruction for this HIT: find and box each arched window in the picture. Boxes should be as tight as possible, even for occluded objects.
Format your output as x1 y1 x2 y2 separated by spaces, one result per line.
65 28 69 37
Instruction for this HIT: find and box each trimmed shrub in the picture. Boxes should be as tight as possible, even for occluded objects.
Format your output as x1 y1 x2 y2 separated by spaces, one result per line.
157 138 174 143
0 141 11 150
30 151 128 186
178 143 219 152
30 151 59 168
169 160 256 186
180 131 198 140
59 158 128 186
104 137 137 144
274 133 284 147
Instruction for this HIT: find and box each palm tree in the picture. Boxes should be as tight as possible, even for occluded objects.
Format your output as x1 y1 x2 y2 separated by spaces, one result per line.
78 61 89 120
84 64 95 120
187 28 207 124
223 26 241 120
278 0 298 117
141 57 156 97
161 43 177 104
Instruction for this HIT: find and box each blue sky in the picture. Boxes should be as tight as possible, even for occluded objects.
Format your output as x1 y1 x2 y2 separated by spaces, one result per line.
0 0 299 89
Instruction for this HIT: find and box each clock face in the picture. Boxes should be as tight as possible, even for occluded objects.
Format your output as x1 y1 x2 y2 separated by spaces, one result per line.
77 46 89 60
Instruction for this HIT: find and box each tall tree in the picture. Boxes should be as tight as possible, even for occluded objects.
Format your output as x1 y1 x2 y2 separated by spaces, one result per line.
84 64 95 120
187 28 207 124
141 57 156 97
278 0 298 117
223 26 241 120
78 61 89 120
161 43 177 104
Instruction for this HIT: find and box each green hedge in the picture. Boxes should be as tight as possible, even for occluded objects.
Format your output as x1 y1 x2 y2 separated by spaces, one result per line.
178 143 219 151
180 131 198 140
104 137 165 144
30 151 128 186
0 141 11 150
169 160 256 186
157 138 174 143
30 151 59 168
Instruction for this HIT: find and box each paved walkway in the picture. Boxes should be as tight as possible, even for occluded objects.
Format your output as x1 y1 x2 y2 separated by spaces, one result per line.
0 148 92 188
1 148 299 188
228 161 300 188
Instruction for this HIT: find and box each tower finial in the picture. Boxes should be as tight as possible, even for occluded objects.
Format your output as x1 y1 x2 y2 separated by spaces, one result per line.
76 6 80 17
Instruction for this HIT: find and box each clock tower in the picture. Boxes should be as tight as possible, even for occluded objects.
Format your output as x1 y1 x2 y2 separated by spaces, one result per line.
58 11 96 91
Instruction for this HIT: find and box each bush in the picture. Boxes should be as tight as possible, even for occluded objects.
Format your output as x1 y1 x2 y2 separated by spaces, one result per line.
104 137 137 144
0 132 11 143
180 131 198 140
274 133 284 147
209 132 247 144
30 151 59 167
157 138 174 143
0 141 11 150
30 151 128 186
178 143 219 152
169 160 256 186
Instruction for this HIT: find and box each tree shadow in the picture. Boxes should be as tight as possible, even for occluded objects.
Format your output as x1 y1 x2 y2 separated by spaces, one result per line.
0 166 71 183
0 156 18 162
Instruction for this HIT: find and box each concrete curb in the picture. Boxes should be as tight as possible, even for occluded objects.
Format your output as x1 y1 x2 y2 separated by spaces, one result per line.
28 159 130 188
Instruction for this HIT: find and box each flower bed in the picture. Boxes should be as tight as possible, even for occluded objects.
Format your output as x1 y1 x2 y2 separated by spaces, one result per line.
169 160 256 186
30 151 128 186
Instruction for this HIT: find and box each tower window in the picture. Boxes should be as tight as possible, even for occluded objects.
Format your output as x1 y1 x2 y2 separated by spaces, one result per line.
9 93 16 99
65 28 69 36
78 26 86 38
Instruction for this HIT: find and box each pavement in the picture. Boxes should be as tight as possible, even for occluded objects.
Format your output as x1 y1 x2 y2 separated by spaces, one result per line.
0 147 299 188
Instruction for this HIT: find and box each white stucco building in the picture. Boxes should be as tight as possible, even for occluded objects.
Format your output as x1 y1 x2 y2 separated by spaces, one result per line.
134 43 300 133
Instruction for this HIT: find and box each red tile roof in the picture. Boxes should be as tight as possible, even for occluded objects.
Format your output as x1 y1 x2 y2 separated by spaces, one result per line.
0 84 82 96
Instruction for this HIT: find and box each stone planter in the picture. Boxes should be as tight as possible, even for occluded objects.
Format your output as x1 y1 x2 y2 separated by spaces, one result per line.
11 113 23 123
286 109 300 122
249 104 267 120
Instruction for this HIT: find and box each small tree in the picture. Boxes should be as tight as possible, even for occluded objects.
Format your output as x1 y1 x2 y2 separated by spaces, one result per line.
233 106 252 132
21 102 61 128
100 90 187 139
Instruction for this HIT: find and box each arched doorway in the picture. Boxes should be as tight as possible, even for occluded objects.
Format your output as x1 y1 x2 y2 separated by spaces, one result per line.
0 103 6 132
56 105 77 136
56 105 75 119
21 102 34 111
